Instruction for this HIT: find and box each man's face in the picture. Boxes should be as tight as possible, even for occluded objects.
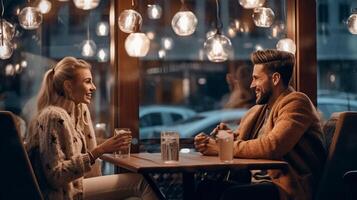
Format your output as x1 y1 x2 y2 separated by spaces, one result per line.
250 64 273 105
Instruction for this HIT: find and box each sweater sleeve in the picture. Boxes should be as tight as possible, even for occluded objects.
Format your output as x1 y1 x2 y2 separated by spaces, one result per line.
233 94 315 159
38 110 92 188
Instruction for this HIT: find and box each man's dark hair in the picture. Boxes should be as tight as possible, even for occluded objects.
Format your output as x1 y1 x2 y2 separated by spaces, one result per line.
251 49 295 86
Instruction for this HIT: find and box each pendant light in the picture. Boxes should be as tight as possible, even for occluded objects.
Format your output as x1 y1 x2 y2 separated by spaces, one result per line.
0 19 15 41
73 0 100 10
38 0 52 14
96 21 109 36
171 0 198 36
347 8 357 35
276 38 296 55
18 1 43 30
118 0 142 34
239 0 265 9
147 4 162 20
123 0 150 57
0 0 13 59
204 0 233 62
125 32 150 57
81 20 96 57
252 7 274 28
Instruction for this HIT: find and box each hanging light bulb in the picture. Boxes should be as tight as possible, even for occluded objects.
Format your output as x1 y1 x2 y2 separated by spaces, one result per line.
18 7 43 30
0 40 13 59
0 19 15 41
96 21 109 36
276 38 296 54
347 9 357 34
97 48 109 62
158 49 166 59
204 34 233 62
118 9 142 33
38 0 52 14
73 0 100 10
252 7 274 28
161 37 173 50
270 22 285 38
204 0 233 62
239 0 265 9
125 32 150 57
171 0 197 36
81 40 96 57
147 4 162 19
171 10 197 36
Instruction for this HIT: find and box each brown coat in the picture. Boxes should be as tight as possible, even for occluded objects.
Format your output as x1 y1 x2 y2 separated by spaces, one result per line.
233 87 326 200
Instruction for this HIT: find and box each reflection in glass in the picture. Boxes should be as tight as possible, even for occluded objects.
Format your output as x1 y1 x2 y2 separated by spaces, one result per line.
347 12 357 34
147 4 162 19
239 0 265 9
97 48 109 62
252 7 274 28
96 22 109 36
81 40 96 57
0 39 13 59
171 11 198 36
73 0 100 10
204 34 233 62
161 37 173 50
118 9 142 33
276 38 296 54
0 19 15 41
37 0 52 14
125 32 150 57
18 7 42 30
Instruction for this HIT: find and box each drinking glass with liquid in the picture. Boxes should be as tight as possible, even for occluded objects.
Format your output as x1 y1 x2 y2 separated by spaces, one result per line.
161 131 179 163
217 130 234 163
114 128 132 158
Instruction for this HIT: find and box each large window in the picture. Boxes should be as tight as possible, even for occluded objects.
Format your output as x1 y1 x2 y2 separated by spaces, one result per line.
0 1 112 146
317 0 357 121
136 0 288 152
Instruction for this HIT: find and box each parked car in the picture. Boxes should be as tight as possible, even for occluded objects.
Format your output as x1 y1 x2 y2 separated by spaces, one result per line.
139 108 247 152
151 108 247 139
139 105 196 139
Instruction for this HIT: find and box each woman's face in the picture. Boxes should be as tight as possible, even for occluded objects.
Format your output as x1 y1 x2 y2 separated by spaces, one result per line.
69 68 96 104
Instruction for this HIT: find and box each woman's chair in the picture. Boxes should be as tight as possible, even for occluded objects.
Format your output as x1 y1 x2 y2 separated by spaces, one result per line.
0 111 43 200
316 112 357 200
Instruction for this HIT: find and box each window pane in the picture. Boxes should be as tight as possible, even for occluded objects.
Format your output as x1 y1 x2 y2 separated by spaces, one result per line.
0 1 113 172
317 0 357 121
137 0 288 152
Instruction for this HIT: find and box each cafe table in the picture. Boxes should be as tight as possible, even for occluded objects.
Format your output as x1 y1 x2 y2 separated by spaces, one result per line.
100 152 288 200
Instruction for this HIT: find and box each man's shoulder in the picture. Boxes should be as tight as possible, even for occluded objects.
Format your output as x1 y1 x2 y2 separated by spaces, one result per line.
281 91 312 105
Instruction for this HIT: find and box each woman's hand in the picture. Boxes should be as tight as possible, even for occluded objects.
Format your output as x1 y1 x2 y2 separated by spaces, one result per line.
91 131 132 159
194 133 219 156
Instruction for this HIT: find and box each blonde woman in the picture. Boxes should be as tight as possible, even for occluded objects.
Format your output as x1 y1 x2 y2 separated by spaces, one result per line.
26 57 158 200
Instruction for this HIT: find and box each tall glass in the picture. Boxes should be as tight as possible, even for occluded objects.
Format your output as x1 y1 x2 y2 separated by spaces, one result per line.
217 131 234 163
161 131 179 163
114 128 132 158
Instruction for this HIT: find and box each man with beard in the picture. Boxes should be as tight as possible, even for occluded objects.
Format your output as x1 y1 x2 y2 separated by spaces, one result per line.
194 49 326 200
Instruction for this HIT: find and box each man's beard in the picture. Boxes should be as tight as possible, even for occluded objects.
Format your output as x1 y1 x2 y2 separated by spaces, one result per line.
256 86 272 105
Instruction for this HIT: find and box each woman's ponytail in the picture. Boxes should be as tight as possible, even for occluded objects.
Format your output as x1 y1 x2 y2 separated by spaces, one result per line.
37 68 56 112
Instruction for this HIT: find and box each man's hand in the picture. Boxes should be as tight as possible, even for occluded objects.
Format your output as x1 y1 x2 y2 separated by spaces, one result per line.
194 133 219 156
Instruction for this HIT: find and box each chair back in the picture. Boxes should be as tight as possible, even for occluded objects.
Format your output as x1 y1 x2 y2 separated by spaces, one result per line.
316 112 357 200
0 111 43 200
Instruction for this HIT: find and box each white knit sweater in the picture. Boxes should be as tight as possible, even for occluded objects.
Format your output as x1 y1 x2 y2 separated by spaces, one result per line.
27 98 101 200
